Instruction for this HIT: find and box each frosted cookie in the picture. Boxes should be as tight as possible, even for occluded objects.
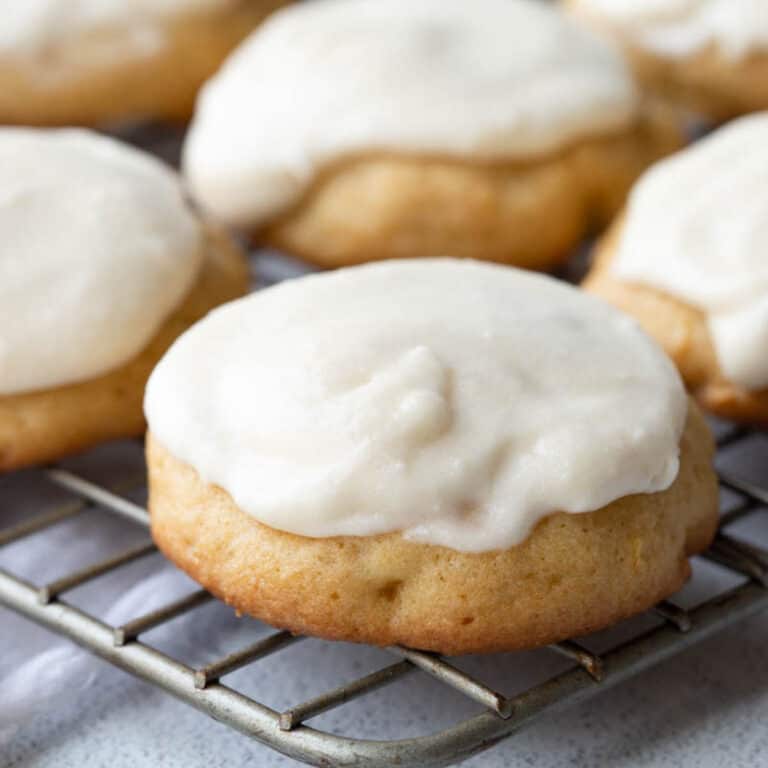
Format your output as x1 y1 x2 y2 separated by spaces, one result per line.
0 129 249 471
584 113 768 425
567 0 768 120
0 0 291 126
146 259 717 654
183 0 681 270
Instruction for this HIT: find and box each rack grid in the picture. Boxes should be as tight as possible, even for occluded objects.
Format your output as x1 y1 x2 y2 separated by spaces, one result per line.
1 424 767 768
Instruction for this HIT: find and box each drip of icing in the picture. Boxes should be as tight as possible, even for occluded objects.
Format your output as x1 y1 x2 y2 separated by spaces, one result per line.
574 0 768 60
145 259 686 553
613 112 768 391
0 128 203 395
183 0 638 228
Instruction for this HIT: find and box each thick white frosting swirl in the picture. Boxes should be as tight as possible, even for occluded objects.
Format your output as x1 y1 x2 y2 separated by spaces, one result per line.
183 0 638 228
145 259 686 553
573 0 768 60
612 112 768 391
0 128 203 396
0 0 236 60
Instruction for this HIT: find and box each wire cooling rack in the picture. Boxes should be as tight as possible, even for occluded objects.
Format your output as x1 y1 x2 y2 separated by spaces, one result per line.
1 423 767 768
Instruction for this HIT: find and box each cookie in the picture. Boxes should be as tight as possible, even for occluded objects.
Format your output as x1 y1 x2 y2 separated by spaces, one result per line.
148 406 715 654
184 0 681 269
567 0 768 120
0 0 291 126
145 259 718 653
584 114 768 424
0 129 249 470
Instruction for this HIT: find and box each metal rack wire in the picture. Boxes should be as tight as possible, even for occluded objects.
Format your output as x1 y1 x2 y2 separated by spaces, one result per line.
1 424 767 768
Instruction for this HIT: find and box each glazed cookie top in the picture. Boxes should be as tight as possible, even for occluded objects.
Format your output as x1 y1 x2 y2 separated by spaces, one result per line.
571 0 768 60
183 0 638 227
612 113 768 391
0 128 203 396
145 259 686 553
0 0 235 58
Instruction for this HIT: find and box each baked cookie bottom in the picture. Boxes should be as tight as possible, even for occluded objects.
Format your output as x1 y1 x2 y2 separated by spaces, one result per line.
0 224 249 472
584 224 768 426
148 403 717 655
0 0 289 126
260 106 682 271
623 44 768 123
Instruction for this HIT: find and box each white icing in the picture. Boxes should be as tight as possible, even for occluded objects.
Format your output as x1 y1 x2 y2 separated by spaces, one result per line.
145 259 686 553
0 0 235 60
0 128 203 396
183 0 638 228
612 113 768 391
574 0 768 60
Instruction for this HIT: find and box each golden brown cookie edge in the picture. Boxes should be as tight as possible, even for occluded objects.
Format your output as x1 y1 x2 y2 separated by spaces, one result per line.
147 402 717 655
253 104 682 270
